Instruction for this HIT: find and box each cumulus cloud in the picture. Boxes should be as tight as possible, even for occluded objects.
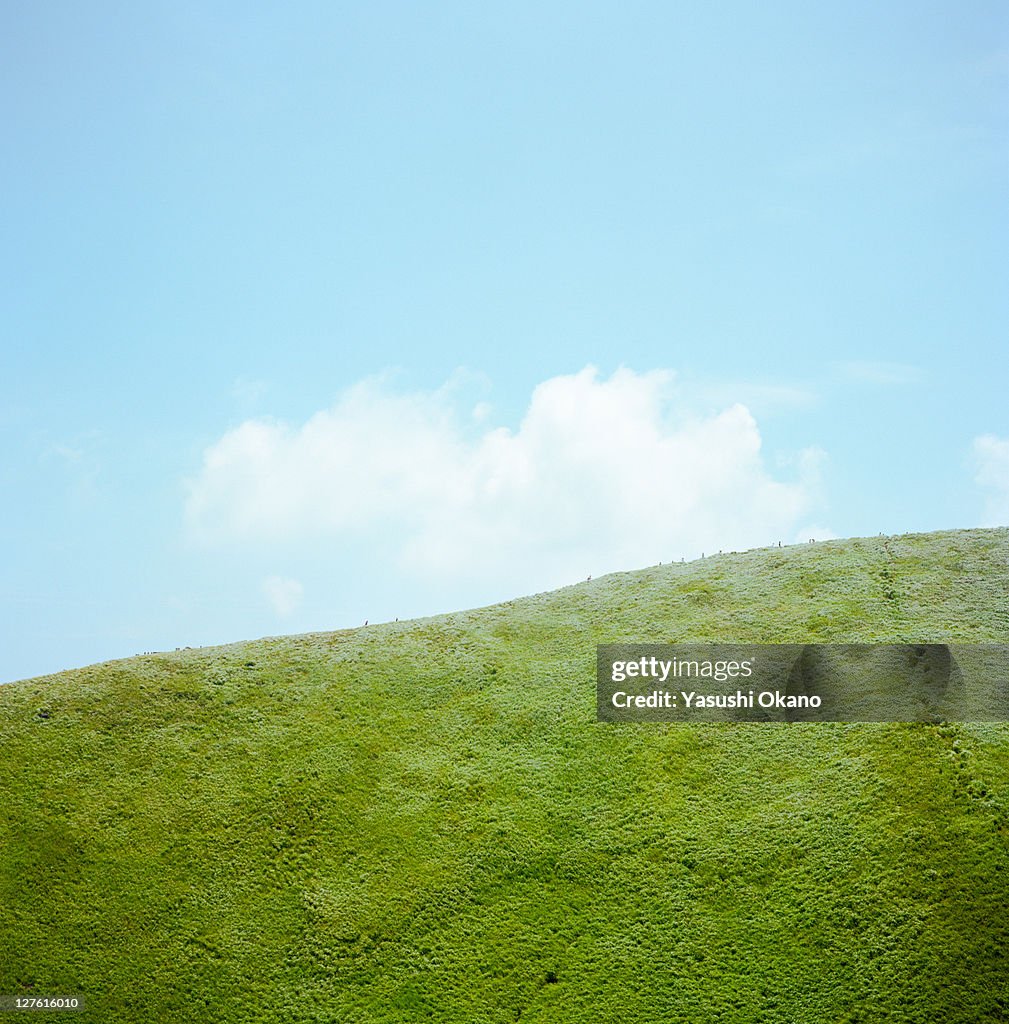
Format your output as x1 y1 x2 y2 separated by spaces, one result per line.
186 367 827 590
972 434 1009 525
261 576 304 618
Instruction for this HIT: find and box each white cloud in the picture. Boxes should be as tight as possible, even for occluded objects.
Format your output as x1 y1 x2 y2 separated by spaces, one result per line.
261 576 304 618
186 367 827 591
972 434 1009 526
471 401 493 423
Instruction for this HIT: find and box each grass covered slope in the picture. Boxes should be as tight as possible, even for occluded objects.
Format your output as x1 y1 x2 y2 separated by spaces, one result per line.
2 528 1008 1023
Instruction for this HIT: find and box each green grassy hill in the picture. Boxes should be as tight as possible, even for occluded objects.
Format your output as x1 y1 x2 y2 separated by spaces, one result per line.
3 529 1008 1023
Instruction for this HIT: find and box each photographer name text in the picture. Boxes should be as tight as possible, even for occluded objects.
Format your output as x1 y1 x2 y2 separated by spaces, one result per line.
608 655 822 711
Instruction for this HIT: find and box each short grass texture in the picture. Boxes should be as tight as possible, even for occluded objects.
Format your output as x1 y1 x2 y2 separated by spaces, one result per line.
2 528 1008 1023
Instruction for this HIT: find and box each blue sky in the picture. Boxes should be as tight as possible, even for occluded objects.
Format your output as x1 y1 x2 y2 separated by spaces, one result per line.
2 1 1007 683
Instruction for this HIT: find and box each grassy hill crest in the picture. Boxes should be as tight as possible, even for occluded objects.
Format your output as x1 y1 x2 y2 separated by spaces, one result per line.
2 527 1008 1022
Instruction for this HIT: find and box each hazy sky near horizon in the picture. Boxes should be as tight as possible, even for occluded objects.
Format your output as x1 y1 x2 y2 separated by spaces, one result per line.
2 1 1007 682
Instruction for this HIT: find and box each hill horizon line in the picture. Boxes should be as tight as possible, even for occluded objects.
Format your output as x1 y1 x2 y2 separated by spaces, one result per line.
11 524 1007 687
